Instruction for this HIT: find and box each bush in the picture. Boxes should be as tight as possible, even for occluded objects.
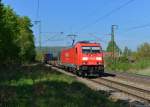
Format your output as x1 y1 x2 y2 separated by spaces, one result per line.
35 52 43 62
131 59 150 70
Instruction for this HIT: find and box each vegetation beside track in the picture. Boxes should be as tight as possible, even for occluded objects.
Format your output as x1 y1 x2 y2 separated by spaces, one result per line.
105 42 150 76
0 64 124 107
105 58 150 75
0 1 35 66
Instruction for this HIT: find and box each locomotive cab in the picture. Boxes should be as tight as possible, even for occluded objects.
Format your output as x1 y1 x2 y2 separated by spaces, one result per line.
81 46 103 65
76 42 104 76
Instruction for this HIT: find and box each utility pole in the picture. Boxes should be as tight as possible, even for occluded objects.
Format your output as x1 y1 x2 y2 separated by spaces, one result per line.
34 21 42 50
67 34 77 46
111 25 118 70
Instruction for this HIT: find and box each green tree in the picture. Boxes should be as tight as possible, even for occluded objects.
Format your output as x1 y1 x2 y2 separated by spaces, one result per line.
18 16 35 63
137 42 150 59
0 6 20 65
0 0 3 65
123 46 132 57
106 40 121 55
0 3 35 65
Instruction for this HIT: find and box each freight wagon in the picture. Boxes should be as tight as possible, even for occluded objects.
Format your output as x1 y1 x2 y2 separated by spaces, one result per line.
43 53 53 64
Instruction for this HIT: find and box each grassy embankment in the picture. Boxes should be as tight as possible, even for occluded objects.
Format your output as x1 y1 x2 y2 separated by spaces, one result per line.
0 64 124 107
105 58 150 76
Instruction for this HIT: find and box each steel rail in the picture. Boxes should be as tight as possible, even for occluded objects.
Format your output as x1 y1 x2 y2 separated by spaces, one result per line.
90 77 150 103
48 65 150 104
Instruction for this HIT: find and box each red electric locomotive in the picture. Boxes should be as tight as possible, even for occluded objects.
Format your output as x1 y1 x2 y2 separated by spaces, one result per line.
60 41 104 76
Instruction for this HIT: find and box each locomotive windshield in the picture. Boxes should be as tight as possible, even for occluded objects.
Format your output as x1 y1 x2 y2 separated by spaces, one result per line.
82 46 102 54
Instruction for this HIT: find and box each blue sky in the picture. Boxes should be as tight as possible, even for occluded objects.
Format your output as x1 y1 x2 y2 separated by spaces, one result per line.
2 0 150 50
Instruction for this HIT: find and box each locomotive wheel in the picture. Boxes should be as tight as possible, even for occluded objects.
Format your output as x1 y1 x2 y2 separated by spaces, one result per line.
72 68 76 74
76 70 80 76
84 73 88 77
98 70 104 76
68 67 73 72
67 67 70 72
77 71 86 78
76 70 82 77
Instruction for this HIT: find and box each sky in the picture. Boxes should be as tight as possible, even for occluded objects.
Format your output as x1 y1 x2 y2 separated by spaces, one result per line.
2 0 150 50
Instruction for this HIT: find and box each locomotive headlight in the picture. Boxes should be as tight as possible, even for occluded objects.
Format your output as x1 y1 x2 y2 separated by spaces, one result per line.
96 57 102 60
82 57 88 61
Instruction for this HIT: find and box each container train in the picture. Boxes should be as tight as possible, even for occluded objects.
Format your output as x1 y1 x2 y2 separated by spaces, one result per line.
44 41 104 76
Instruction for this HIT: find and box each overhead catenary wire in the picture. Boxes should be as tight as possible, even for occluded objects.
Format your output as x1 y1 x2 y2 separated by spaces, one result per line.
36 0 40 19
43 32 66 42
115 23 150 35
77 33 109 45
125 23 150 31
34 0 42 49
45 36 67 42
86 0 113 17
78 0 135 33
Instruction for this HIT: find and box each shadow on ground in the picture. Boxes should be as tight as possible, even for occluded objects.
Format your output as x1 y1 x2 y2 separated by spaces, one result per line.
0 64 127 107
100 72 116 77
0 81 124 107
0 63 60 84
87 72 116 79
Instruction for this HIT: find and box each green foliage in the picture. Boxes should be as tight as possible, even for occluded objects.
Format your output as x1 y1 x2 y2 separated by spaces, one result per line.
0 64 123 107
105 43 150 74
123 46 132 57
35 52 44 62
136 42 150 59
18 17 36 62
131 59 150 70
0 6 20 64
106 40 121 54
105 56 130 72
0 2 35 65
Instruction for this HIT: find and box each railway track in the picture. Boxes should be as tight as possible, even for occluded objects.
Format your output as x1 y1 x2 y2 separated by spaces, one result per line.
107 72 150 86
90 77 150 103
48 65 150 105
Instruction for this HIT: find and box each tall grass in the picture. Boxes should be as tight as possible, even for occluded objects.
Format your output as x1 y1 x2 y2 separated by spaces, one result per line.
105 57 150 75
0 64 124 107
131 59 150 70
